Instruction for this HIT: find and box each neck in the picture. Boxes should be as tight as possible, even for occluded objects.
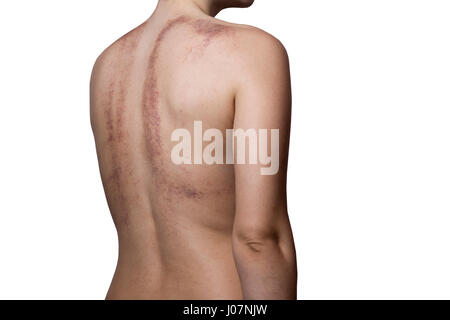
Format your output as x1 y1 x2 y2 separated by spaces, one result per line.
156 0 221 17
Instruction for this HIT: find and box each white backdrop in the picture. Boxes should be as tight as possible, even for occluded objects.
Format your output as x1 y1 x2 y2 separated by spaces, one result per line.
0 0 449 300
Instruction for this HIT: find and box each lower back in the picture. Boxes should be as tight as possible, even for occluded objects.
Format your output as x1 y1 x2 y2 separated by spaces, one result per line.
106 206 243 299
105 165 240 299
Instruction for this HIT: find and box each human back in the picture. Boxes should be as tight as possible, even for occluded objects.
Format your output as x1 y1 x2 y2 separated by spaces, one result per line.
91 0 297 300
91 8 250 300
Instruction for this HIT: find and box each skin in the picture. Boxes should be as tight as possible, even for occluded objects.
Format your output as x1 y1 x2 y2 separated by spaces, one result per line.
90 0 297 300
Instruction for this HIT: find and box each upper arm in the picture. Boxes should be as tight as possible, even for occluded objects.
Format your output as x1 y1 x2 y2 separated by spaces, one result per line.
232 29 292 239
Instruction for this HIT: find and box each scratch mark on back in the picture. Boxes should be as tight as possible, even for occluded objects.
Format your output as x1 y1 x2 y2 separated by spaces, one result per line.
102 26 145 225
141 17 233 201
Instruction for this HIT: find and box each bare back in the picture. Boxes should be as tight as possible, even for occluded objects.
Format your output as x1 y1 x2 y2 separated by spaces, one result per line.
90 15 245 299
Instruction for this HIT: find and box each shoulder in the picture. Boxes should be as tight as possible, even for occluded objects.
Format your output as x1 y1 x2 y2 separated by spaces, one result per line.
212 21 290 81
236 24 287 54
222 22 289 65
90 30 129 106
90 39 119 91
91 23 145 86
203 18 288 62
213 21 290 92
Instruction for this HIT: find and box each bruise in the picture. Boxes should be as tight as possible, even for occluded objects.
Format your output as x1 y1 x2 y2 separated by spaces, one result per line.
105 85 116 143
142 17 230 159
171 183 203 200
141 17 232 201
191 19 229 48
102 27 144 225
142 16 191 159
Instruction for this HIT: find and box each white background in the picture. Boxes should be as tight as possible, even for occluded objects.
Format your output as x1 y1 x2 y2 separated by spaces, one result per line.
0 0 449 300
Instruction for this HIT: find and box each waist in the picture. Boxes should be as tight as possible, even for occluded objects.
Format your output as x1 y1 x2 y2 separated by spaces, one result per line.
107 233 242 299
